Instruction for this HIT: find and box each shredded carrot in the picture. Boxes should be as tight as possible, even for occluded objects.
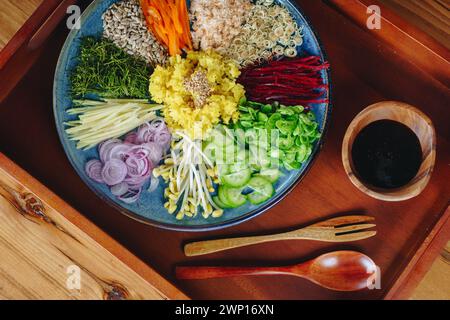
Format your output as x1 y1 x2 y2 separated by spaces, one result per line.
169 2 183 35
140 0 150 20
139 0 192 56
154 23 169 45
179 0 193 49
147 6 162 24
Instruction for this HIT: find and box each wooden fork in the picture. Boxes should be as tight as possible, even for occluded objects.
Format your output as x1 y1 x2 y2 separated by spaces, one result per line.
184 215 376 257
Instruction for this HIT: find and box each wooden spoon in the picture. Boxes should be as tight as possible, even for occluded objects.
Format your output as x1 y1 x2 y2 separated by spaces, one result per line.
176 251 377 291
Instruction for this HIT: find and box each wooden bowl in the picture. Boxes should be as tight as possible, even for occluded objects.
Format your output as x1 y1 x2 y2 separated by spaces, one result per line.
342 101 436 201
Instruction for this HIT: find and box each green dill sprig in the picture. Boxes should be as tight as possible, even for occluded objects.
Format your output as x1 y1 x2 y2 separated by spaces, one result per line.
70 37 152 99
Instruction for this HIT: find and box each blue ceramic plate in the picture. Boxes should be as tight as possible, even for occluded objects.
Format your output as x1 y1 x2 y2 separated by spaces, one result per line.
54 0 331 231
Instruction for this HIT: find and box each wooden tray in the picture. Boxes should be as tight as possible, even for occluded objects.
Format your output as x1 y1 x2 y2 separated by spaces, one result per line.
0 0 449 299
0 153 187 299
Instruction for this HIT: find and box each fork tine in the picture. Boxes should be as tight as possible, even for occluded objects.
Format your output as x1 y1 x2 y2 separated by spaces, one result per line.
333 230 377 241
311 215 375 228
335 223 376 233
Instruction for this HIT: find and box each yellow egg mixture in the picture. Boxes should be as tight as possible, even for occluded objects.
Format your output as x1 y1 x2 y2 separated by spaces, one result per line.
149 50 245 139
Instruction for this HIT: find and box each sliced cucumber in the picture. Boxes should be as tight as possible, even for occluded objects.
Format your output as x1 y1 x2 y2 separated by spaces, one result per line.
235 128 246 146
224 144 238 163
219 186 247 208
213 196 232 209
236 148 248 163
222 168 252 188
203 142 218 161
258 168 281 183
215 144 238 164
247 176 274 205
217 164 230 177
211 128 234 148
218 186 235 208
228 161 248 173
249 147 270 170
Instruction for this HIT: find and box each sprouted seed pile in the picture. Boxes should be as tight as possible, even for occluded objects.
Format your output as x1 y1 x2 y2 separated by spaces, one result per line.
225 0 303 66
154 132 223 220
102 0 167 66
190 0 252 54
71 37 152 99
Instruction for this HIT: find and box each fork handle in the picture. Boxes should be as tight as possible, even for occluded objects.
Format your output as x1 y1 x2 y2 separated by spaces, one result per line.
176 265 296 280
184 232 298 257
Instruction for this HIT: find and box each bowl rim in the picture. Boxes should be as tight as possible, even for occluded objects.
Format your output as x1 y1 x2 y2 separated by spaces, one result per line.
53 0 333 231
341 101 436 202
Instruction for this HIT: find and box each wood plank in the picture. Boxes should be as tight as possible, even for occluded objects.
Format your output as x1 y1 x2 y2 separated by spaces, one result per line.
328 0 450 88
384 206 450 299
411 241 450 300
0 153 187 300
0 0 43 50
379 0 450 49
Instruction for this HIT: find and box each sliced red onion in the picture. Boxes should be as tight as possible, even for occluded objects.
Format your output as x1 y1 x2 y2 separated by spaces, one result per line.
99 139 121 163
125 156 150 177
141 142 163 166
153 131 171 151
118 188 141 204
149 117 166 132
108 143 132 162
136 123 154 144
110 182 129 197
136 118 169 144
123 151 152 188
101 159 128 186
85 160 104 183
87 120 171 204
127 145 150 161
124 132 139 144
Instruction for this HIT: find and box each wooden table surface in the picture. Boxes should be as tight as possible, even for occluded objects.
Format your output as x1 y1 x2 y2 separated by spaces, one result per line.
0 153 186 299
379 0 450 49
410 242 450 300
0 0 43 50
0 0 449 299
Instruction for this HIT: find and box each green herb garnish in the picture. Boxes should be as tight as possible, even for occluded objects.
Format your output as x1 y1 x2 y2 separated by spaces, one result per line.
236 99 321 170
71 37 151 99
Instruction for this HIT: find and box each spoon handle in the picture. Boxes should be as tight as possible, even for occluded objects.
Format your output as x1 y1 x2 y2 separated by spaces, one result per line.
176 265 297 280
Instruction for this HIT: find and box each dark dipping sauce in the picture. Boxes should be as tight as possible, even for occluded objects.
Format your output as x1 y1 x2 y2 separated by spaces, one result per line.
351 120 422 189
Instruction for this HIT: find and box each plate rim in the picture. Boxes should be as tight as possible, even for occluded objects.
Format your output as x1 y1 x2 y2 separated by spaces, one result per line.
53 0 333 232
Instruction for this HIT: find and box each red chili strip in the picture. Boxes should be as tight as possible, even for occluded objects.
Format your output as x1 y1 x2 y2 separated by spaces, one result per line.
239 56 329 107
